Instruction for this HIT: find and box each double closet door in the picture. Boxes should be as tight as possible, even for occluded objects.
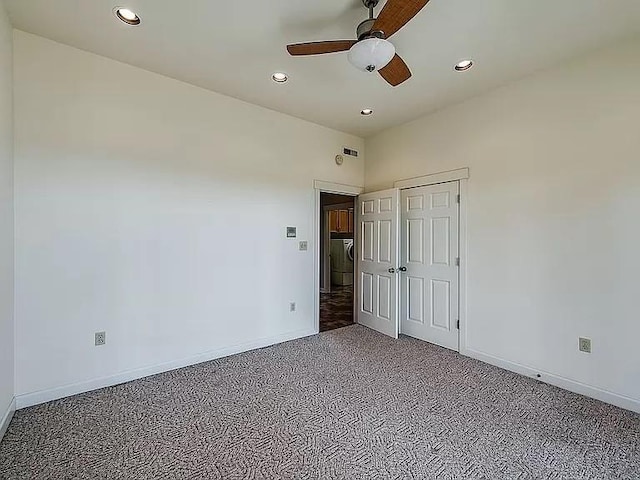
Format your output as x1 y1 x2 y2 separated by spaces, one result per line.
357 182 460 351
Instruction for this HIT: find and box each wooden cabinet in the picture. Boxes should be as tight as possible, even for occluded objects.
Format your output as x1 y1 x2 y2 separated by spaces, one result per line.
329 208 354 233
338 210 349 233
329 210 339 232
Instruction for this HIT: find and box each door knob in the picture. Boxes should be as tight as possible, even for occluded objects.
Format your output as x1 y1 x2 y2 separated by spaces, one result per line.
398 266 407 272
388 267 396 274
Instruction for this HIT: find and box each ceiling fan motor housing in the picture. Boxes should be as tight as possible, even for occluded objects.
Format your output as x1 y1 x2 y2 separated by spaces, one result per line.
352 11 393 73
356 18 378 40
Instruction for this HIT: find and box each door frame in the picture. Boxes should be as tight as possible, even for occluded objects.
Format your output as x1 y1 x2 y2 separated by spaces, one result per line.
313 180 364 334
393 168 469 353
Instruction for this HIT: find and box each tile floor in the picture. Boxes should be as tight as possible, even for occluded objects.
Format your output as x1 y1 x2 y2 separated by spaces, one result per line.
319 284 354 332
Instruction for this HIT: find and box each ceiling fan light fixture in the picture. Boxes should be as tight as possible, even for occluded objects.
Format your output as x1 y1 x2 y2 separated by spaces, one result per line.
347 38 395 73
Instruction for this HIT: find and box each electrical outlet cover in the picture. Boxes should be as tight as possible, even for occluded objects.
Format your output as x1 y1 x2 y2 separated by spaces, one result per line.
95 331 106 346
579 337 591 353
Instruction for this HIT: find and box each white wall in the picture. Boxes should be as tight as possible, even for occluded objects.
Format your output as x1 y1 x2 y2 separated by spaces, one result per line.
0 1 15 428
13 31 364 403
365 37 640 410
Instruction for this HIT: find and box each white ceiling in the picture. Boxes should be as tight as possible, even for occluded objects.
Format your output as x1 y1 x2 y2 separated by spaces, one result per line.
5 0 640 137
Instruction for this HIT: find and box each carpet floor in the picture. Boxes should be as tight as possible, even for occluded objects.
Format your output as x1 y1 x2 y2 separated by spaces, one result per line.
1 325 639 479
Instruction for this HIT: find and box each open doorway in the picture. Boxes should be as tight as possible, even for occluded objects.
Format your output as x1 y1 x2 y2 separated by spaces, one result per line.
319 192 356 332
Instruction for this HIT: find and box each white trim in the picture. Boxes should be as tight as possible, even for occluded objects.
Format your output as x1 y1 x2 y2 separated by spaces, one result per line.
353 198 360 326
313 180 363 196
314 180 362 334
16 327 315 409
314 188 322 334
394 168 470 189
0 397 16 440
457 178 469 354
463 347 640 414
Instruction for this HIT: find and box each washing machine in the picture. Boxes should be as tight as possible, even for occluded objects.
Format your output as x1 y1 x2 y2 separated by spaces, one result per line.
330 239 354 286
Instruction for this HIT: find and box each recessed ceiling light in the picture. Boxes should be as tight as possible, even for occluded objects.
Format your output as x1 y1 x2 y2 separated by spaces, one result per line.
361 109 374 116
454 59 473 72
272 72 288 83
114 7 141 26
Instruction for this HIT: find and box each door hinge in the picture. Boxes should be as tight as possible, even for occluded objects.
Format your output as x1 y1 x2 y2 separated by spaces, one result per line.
456 194 460 204
455 257 460 267
456 320 460 330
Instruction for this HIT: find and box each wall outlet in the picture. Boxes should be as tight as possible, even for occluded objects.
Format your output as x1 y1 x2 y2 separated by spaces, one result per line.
299 241 308 251
579 337 591 353
95 331 106 346
289 302 296 312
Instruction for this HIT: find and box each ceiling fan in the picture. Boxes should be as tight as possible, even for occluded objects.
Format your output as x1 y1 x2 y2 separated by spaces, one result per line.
286 0 430 87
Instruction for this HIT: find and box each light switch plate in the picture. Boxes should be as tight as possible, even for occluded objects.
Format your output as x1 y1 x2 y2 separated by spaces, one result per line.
299 241 308 251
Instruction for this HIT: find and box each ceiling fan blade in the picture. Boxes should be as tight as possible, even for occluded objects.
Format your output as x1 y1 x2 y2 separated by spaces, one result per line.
287 40 357 56
372 0 430 39
379 54 412 86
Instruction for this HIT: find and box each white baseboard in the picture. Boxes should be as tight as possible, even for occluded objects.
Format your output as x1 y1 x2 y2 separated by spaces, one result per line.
16 327 316 409
0 397 16 440
463 347 640 414
16 331 638 414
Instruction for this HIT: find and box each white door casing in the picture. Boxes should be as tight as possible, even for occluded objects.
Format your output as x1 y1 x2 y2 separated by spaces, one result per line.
314 181 364 334
400 182 460 351
357 189 400 338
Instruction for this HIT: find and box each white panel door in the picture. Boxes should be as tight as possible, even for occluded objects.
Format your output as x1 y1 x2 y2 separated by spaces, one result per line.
400 182 459 351
357 189 400 338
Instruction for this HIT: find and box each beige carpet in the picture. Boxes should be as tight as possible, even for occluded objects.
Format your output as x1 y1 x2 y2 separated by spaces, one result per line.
1 325 639 479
